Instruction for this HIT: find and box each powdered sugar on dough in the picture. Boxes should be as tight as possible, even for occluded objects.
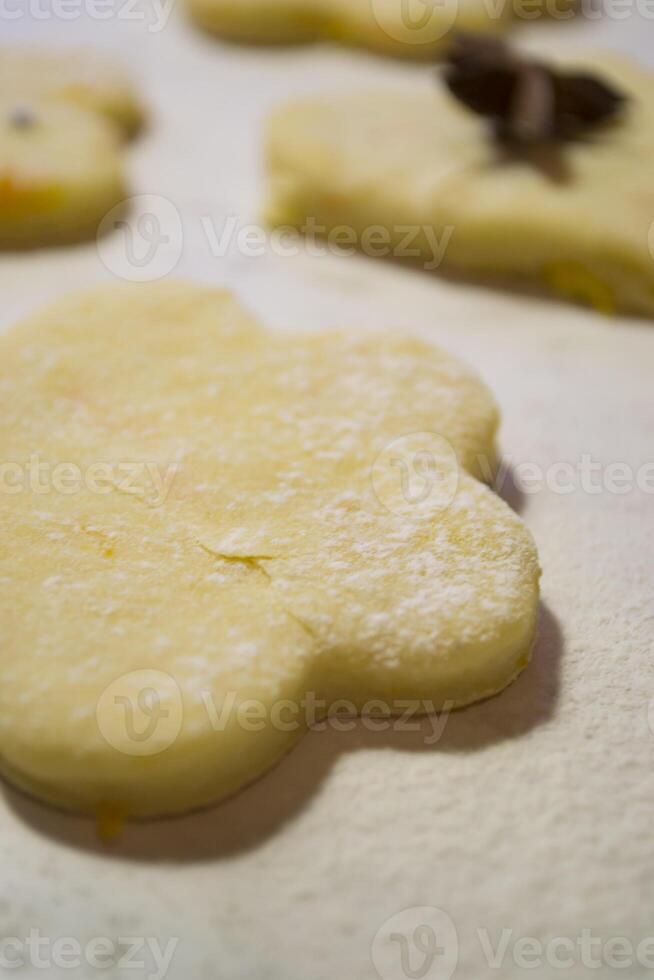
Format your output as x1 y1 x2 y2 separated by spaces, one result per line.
0 281 540 818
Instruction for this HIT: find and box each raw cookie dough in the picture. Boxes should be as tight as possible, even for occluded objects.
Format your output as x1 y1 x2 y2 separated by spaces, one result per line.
0 48 144 137
266 52 654 318
0 50 142 248
0 99 127 249
0 282 541 819
187 0 517 58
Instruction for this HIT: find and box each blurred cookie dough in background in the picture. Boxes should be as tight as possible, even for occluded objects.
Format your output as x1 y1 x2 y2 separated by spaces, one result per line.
186 0 577 59
266 41 654 318
0 48 143 249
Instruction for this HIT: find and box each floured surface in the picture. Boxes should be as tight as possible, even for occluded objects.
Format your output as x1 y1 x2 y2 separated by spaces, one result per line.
0 12 653 980
0 281 539 817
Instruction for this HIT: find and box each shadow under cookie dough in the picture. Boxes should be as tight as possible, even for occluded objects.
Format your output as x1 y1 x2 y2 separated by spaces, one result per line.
1 603 562 864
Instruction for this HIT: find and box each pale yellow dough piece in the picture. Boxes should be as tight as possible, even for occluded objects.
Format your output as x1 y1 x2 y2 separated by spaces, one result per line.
187 0 515 57
0 282 540 818
0 48 144 137
0 49 143 248
0 98 127 249
266 53 654 318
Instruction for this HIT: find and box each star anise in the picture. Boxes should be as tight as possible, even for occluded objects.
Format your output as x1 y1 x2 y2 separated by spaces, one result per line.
443 34 629 148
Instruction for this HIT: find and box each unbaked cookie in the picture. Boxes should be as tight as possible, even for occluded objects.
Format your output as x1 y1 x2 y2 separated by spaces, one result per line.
0 282 540 819
187 0 517 58
266 51 654 318
0 48 143 137
0 50 142 248
0 99 127 249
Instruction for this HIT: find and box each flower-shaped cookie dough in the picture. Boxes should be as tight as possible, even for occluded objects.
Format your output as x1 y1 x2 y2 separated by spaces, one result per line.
0 48 144 136
0 49 143 248
266 51 654 318
187 0 538 59
0 282 540 819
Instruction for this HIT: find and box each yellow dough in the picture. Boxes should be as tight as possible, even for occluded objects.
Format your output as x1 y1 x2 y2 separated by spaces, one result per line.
0 282 540 819
0 48 144 137
0 98 127 249
187 0 515 57
0 50 143 249
266 53 654 318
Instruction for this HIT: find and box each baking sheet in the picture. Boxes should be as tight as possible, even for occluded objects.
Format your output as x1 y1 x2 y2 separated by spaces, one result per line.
1 9 653 980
